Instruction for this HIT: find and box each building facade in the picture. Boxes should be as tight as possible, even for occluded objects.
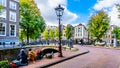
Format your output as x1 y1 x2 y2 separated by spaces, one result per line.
102 25 117 46
74 24 88 44
0 0 19 46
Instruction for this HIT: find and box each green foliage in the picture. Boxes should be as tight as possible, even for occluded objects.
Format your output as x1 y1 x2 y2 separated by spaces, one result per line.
112 27 120 39
50 29 55 41
43 29 49 41
19 29 26 42
0 59 12 68
55 28 59 39
116 4 120 18
115 4 120 40
55 28 62 40
87 11 109 41
0 5 3 10
65 24 72 39
20 0 46 43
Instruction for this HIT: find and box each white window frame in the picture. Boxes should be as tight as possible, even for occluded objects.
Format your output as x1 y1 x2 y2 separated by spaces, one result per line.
9 11 16 22
9 1 17 10
0 0 6 7
9 24 16 37
0 9 6 20
14 0 19 2
0 23 6 36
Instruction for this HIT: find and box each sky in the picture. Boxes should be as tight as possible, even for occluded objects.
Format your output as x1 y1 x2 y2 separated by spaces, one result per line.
35 0 120 26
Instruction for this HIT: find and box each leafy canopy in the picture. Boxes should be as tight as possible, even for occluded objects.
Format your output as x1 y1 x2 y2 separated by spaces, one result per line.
116 4 120 18
20 0 45 42
50 29 55 41
114 4 120 40
87 11 109 41
43 29 49 41
0 5 3 9
55 28 62 40
65 24 72 39
112 27 120 39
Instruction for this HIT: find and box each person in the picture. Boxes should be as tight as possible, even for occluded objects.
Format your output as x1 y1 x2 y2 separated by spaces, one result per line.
35 49 40 60
20 49 28 65
28 48 35 63
39 50 44 59
14 49 28 66
80 39 84 46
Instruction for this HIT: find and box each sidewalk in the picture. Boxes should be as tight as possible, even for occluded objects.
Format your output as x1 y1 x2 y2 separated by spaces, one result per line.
19 45 89 68
84 45 120 50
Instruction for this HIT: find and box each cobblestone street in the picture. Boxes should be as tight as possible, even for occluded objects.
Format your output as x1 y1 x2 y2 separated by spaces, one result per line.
19 45 88 68
49 45 120 68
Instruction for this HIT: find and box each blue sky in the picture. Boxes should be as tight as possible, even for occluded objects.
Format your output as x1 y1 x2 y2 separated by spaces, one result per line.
67 0 97 25
36 0 120 26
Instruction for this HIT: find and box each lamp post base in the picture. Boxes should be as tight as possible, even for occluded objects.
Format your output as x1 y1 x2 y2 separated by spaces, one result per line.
58 44 63 57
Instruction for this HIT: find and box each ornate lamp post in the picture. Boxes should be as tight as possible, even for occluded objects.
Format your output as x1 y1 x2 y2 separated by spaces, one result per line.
55 4 64 57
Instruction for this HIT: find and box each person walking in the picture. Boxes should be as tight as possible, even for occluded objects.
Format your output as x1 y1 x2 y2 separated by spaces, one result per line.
80 39 84 46
28 48 35 63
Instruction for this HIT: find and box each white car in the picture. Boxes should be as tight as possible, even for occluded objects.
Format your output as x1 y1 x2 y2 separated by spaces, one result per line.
95 41 106 46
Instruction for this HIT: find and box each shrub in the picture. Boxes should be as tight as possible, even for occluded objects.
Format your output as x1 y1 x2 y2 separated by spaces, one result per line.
0 59 12 68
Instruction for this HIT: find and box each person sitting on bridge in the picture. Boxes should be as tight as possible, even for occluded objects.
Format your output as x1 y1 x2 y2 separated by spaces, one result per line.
28 48 35 63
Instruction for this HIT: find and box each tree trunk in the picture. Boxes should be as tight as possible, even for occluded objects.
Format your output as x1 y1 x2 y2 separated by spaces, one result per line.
27 28 29 45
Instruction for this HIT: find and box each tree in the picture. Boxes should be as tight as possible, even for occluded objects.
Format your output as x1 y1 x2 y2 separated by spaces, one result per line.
55 28 59 40
0 5 3 10
65 24 72 39
87 11 109 42
50 29 55 41
55 28 62 40
116 4 120 18
65 24 73 48
20 0 45 44
19 29 26 42
0 5 3 21
43 29 49 44
112 27 120 40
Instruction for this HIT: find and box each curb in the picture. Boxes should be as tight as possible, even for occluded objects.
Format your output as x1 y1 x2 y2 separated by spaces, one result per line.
84 45 120 50
36 50 89 68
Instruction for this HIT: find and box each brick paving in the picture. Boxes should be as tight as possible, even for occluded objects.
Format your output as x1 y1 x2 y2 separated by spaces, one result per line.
19 45 87 68
49 45 120 68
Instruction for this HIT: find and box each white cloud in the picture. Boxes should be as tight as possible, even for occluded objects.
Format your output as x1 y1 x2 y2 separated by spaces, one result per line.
94 0 120 10
109 6 120 26
35 0 78 26
93 0 120 26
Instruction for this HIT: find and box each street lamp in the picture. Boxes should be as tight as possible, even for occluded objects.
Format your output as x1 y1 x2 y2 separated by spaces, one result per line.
113 33 116 48
55 4 64 57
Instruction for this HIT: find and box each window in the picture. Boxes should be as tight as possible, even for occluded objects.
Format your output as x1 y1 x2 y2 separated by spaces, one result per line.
9 11 16 22
0 23 6 36
80 33 82 36
0 0 6 7
0 42 1 45
75 28 77 32
76 34 77 37
10 1 17 10
0 9 6 20
14 0 19 2
10 24 16 36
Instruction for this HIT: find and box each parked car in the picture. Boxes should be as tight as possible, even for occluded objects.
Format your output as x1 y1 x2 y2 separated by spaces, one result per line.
95 41 106 46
